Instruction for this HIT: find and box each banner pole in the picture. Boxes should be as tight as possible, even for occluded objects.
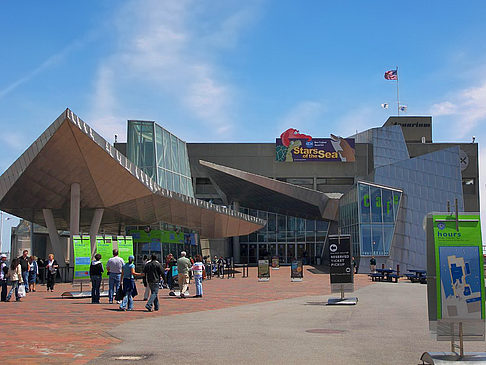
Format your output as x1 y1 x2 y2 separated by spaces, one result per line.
396 66 400 116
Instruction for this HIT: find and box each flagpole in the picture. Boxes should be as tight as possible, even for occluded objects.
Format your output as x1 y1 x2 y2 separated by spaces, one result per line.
396 66 400 116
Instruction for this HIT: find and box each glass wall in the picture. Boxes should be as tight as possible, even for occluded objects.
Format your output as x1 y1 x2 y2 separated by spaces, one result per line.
357 182 402 256
127 121 194 197
238 206 329 264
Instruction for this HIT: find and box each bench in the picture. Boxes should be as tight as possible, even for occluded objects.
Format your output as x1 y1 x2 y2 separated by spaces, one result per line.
388 274 400 283
369 273 384 282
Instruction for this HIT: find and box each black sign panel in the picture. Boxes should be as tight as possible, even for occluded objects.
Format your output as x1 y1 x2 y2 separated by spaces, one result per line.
328 235 353 284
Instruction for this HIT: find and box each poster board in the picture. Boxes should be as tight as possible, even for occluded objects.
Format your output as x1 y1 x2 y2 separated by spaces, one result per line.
96 236 113 279
328 235 354 293
291 260 303 282
258 259 270 281
117 236 134 263
271 256 280 270
426 213 485 341
73 235 91 280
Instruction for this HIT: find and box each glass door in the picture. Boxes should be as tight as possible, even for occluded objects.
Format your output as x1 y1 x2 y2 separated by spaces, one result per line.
258 244 268 261
249 244 257 264
240 244 249 264
287 244 295 264
278 244 285 264
297 243 306 261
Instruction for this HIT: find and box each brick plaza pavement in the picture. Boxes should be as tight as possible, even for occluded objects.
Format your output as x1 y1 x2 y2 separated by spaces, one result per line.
0 266 372 364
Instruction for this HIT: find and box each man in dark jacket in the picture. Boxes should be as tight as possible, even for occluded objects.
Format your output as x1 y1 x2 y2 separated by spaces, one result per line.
144 254 163 312
19 250 30 293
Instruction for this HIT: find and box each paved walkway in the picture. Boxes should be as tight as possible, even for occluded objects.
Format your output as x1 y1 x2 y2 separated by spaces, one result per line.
0 266 371 364
95 282 486 365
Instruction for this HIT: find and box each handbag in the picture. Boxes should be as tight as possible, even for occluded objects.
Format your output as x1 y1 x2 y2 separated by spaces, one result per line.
18 284 26 298
115 286 124 301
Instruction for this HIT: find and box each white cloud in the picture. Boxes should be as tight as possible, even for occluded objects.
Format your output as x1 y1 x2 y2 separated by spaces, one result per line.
88 0 260 141
0 38 88 100
430 81 486 138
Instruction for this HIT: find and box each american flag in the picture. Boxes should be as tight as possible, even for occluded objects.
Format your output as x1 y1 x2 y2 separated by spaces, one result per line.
384 69 398 80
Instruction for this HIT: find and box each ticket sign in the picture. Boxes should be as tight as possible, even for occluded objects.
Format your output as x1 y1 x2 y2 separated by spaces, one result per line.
291 260 303 282
117 236 134 263
272 256 280 270
426 213 485 340
328 235 354 293
96 236 113 278
73 235 91 280
258 259 270 281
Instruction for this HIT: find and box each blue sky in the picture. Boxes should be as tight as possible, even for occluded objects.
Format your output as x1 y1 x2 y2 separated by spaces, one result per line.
1 0 486 251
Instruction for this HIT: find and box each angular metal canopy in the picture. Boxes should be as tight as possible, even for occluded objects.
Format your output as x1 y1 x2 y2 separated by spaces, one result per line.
199 160 340 220
0 109 264 238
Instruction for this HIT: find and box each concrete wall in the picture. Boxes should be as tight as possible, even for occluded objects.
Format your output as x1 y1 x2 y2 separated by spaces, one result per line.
188 142 373 197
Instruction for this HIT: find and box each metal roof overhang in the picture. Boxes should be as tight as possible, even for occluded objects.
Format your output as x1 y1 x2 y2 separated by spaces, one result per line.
199 160 340 221
0 109 264 238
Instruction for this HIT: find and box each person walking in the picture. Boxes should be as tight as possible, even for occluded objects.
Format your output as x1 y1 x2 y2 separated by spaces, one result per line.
142 255 151 301
106 249 124 304
177 251 191 298
369 256 377 273
217 256 225 278
1 254 8 301
19 250 30 293
28 256 38 292
192 255 205 298
119 255 143 311
144 254 163 312
90 253 104 304
45 254 59 292
6 258 23 302
166 254 177 296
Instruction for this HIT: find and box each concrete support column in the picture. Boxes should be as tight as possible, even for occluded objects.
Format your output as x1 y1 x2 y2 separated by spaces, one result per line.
43 209 66 264
70 183 80 236
200 238 211 258
89 208 104 256
232 201 240 263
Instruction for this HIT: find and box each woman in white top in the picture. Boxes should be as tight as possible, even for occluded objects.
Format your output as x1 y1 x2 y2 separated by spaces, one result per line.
6 258 23 302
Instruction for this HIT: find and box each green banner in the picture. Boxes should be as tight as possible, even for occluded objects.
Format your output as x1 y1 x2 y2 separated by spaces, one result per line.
128 229 184 244
96 236 113 278
117 236 133 263
73 235 91 280
432 214 484 321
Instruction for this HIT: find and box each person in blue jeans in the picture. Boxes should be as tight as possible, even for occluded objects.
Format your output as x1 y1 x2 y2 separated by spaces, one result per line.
119 256 142 311
89 253 104 304
143 254 163 312
191 254 206 298
19 250 30 293
106 249 124 304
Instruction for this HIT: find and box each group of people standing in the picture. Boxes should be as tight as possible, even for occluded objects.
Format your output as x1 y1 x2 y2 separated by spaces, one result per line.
0 250 59 302
89 249 205 312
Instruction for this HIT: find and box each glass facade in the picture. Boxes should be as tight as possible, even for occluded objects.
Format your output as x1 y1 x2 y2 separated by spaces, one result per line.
127 121 194 197
340 182 402 259
238 206 329 265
